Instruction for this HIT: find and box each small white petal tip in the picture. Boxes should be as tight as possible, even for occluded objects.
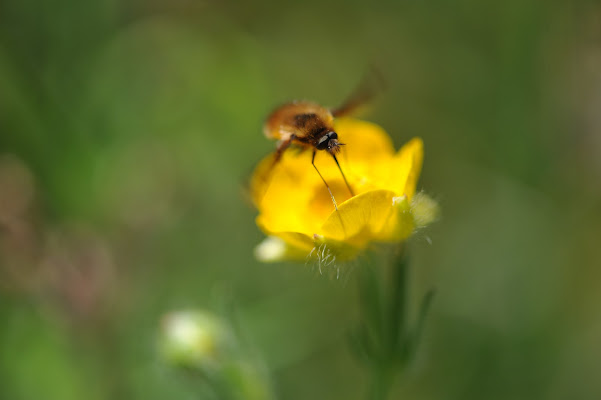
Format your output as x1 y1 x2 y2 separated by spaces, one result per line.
392 195 408 206
254 236 287 262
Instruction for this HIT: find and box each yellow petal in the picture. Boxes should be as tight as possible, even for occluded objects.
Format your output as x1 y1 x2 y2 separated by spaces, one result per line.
321 190 402 247
253 226 315 253
329 118 398 196
249 153 276 207
378 195 415 242
333 118 396 161
384 137 423 199
253 152 325 235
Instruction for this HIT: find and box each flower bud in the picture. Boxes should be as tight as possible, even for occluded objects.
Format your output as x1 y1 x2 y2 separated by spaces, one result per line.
160 310 233 371
410 192 440 228
159 310 275 400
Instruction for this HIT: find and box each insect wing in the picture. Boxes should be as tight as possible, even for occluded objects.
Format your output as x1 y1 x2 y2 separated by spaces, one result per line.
331 68 385 118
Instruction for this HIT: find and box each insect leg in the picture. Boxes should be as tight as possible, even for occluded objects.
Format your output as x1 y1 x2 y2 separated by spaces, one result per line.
331 154 354 197
273 134 295 165
312 150 338 211
253 135 296 204
263 135 295 179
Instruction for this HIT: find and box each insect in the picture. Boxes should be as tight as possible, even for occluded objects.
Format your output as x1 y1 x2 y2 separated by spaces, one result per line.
261 71 382 210
263 101 357 210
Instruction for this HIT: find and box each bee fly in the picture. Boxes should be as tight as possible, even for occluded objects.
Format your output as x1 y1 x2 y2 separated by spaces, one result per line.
264 101 357 210
261 71 382 210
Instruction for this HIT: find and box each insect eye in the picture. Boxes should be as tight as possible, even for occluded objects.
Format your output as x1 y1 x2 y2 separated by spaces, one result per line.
316 135 329 150
328 132 338 140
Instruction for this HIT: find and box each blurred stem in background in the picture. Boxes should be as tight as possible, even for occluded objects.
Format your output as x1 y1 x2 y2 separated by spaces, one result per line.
351 247 434 400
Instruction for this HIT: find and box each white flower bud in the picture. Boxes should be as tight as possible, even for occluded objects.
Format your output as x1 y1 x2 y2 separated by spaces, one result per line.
160 310 232 370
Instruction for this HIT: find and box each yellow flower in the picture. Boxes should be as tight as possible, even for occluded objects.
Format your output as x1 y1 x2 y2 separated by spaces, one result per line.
251 118 430 262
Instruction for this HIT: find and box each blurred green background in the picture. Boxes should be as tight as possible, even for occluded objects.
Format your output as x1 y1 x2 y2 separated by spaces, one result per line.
1 0 600 399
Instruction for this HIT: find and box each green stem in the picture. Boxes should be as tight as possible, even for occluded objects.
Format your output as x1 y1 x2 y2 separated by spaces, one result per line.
357 246 409 400
369 365 394 400
353 246 434 400
388 248 408 358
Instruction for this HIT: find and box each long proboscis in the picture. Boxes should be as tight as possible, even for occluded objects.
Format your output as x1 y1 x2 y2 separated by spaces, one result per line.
331 154 355 197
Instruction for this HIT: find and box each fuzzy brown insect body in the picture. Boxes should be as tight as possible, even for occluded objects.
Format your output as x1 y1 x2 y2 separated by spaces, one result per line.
264 101 341 158
263 101 354 210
